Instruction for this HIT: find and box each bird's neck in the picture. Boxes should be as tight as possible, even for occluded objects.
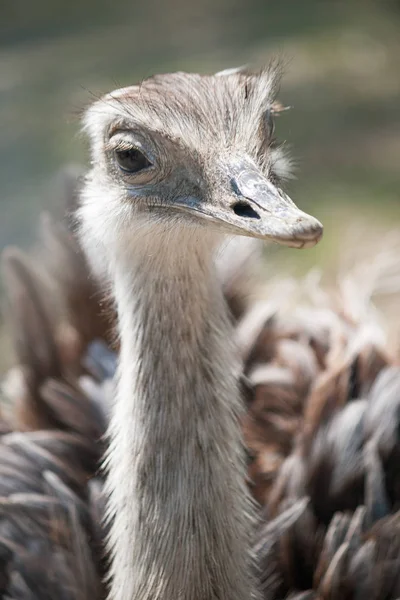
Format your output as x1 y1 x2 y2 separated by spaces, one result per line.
106 234 255 600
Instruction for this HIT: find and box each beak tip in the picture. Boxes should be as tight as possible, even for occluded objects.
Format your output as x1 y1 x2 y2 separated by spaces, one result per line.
293 214 323 248
268 216 323 249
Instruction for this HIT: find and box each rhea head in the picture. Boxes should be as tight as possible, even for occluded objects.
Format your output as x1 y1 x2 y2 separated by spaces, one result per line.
79 66 323 277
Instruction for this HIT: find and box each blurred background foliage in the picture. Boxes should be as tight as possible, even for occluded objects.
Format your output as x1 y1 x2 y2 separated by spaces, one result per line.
0 0 400 369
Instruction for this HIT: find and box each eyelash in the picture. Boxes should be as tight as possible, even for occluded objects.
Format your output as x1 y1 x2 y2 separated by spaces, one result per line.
106 139 136 154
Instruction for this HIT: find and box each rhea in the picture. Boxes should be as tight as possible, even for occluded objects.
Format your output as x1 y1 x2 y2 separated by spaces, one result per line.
77 67 323 600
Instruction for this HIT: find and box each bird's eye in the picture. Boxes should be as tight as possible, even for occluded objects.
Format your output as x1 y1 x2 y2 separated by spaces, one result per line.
115 148 152 173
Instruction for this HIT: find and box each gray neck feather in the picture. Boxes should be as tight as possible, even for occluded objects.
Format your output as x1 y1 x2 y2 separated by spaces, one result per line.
105 236 256 600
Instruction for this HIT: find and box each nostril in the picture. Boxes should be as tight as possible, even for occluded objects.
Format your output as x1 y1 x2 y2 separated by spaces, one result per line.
232 201 260 220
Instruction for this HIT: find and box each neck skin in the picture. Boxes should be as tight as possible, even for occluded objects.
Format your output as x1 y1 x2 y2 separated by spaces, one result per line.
105 229 255 600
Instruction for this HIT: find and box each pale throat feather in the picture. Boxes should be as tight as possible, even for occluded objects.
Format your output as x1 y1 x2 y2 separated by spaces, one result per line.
105 229 256 600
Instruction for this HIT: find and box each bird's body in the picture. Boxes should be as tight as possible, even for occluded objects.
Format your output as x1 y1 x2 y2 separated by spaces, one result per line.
0 66 400 600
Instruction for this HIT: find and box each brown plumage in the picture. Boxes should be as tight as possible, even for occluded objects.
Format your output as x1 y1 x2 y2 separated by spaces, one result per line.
245 270 400 599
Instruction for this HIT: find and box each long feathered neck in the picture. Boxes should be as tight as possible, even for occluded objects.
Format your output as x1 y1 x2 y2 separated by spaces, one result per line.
105 230 255 600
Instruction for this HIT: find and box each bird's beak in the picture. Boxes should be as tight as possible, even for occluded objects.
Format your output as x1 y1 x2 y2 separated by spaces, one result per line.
177 160 323 249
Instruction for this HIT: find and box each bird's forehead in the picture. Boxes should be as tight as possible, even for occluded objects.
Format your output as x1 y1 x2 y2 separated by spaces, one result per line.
95 71 279 145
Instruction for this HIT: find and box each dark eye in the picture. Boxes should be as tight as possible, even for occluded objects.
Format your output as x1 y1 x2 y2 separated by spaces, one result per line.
115 148 152 173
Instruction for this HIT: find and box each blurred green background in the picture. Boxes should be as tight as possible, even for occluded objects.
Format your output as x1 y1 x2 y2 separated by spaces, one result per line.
1 0 400 370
